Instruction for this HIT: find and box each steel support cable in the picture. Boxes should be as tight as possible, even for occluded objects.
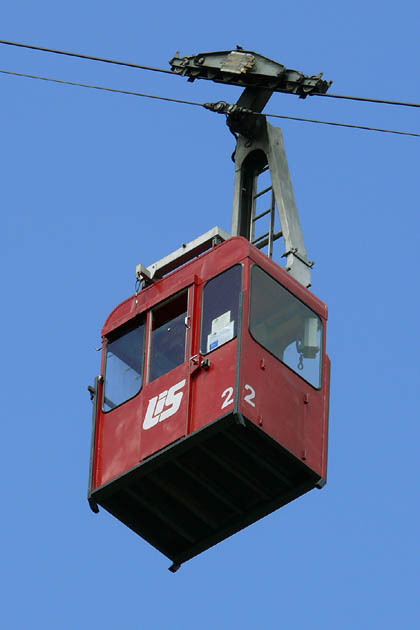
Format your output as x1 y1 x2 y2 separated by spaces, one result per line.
263 111 420 137
314 92 420 108
0 38 174 75
1 39 420 110
2 38 420 110
0 69 199 106
1 68 419 138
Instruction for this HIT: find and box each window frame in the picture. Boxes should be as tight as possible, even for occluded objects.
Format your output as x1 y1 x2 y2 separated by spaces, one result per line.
249 264 323 390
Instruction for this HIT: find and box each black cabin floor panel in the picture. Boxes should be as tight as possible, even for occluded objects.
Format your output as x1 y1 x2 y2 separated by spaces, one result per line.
93 415 320 565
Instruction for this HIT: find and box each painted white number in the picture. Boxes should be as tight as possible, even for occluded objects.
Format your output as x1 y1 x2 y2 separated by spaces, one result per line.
143 379 186 430
244 384 256 407
221 387 234 409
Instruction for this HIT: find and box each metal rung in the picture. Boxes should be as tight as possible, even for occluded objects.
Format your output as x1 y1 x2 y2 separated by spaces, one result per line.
253 208 271 222
254 185 272 200
255 231 282 250
252 231 270 245
249 165 278 259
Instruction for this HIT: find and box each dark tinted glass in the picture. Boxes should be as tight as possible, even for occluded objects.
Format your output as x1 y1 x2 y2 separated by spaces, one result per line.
103 324 145 411
149 292 188 382
250 266 322 388
200 265 242 355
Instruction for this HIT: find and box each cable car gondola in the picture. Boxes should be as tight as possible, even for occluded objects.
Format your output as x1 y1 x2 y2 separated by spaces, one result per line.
88 49 330 571
88 231 329 571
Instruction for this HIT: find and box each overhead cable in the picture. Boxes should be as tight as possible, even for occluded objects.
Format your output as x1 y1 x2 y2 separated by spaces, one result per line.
315 92 420 108
1 39 420 110
0 38 174 75
0 69 199 106
264 112 420 136
1 68 419 138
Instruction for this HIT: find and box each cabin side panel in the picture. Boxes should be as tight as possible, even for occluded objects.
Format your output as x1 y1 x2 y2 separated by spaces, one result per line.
238 260 329 478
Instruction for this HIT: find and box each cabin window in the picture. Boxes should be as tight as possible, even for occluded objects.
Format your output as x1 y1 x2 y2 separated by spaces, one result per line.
149 291 188 382
249 266 322 388
103 323 145 411
200 265 242 355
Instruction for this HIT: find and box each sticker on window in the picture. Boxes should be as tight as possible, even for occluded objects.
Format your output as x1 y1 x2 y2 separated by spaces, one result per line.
207 311 234 352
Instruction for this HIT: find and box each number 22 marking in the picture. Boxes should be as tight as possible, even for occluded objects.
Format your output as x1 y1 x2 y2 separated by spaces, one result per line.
221 384 256 409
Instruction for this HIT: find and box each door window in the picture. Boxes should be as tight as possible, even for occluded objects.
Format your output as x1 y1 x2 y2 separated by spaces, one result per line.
149 291 188 382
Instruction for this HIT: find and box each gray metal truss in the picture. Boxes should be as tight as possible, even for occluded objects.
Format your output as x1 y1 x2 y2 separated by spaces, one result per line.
231 115 313 287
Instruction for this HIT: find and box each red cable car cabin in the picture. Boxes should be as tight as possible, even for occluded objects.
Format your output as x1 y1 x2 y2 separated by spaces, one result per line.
88 234 330 570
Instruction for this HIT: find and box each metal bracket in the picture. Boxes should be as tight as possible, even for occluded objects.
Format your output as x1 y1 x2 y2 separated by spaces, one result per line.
170 49 331 98
204 100 265 140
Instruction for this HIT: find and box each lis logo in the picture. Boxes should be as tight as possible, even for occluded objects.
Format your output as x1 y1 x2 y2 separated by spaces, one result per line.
142 379 186 430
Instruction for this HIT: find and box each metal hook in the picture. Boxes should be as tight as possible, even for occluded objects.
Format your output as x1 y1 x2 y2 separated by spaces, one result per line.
298 354 304 371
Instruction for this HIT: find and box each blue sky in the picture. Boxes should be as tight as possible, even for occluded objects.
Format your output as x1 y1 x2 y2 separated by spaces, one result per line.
2 2 419 628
